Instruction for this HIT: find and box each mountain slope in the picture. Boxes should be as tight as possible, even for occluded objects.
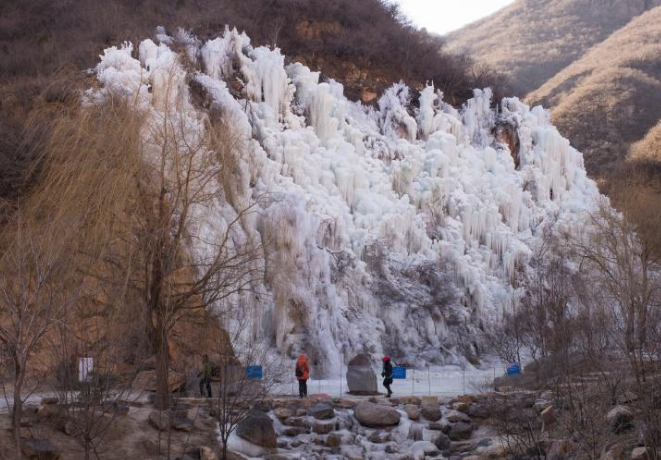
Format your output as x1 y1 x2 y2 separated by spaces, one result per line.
527 5 661 176
447 0 661 97
84 28 602 373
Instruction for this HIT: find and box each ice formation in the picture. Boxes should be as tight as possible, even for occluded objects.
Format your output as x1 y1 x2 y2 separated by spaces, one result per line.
86 28 602 376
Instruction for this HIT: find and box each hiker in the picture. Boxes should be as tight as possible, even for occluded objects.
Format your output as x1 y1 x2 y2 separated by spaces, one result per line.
198 354 213 398
295 354 310 398
381 356 393 397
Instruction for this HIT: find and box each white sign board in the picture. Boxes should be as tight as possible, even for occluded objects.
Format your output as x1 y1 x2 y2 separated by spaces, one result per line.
79 357 93 383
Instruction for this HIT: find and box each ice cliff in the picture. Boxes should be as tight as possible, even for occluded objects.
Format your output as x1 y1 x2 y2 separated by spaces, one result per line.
87 27 601 376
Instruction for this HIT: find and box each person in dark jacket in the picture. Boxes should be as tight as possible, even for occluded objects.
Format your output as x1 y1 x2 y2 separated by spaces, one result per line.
295 354 310 398
381 356 393 397
198 354 213 398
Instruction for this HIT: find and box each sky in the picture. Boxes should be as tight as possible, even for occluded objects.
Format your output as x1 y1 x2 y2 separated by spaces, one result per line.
396 0 515 35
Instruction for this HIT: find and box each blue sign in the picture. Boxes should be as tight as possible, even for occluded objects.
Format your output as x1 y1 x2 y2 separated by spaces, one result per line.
506 363 521 376
246 365 263 380
392 366 407 379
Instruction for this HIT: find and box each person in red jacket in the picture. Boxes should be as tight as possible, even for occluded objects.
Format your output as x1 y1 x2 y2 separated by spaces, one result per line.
295 354 310 398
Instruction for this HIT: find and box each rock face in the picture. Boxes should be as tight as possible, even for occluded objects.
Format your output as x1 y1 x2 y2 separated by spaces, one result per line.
354 401 401 427
346 355 378 395
236 410 277 448
606 405 634 434
421 396 442 421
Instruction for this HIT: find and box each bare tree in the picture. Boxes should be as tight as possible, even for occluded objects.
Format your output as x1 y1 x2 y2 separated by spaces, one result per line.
0 213 79 460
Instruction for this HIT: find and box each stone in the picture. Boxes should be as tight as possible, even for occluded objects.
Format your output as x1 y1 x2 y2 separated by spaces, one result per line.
429 419 451 432
448 422 473 440
385 443 398 454
341 445 365 460
41 397 59 406
173 417 194 432
479 443 508 459
433 432 451 451
284 427 306 437
606 406 634 434
64 421 78 436
346 354 378 394
236 410 277 448
332 398 358 409
453 402 470 413
21 439 59 460
188 447 217 460
354 401 401 428
421 396 442 421
468 401 492 419
309 402 335 420
392 396 421 405
404 404 420 420
446 409 471 423
548 440 579 460
411 441 439 457
312 420 334 434
368 431 388 443
149 411 171 431
601 445 624 460
541 406 556 430
631 447 651 460
273 407 292 420
326 433 342 448
37 404 69 429
284 417 310 429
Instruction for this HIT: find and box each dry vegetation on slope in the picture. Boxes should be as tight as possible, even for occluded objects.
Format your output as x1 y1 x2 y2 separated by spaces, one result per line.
0 0 505 204
527 5 661 177
447 0 661 97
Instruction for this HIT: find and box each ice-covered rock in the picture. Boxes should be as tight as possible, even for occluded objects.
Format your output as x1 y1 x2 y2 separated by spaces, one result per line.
87 27 605 376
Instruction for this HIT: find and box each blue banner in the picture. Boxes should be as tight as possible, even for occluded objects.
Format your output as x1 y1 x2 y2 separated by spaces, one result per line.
392 366 407 379
506 363 521 376
246 365 263 379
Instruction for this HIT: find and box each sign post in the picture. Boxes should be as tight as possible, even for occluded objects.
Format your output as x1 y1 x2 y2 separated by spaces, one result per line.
506 362 521 376
392 366 407 380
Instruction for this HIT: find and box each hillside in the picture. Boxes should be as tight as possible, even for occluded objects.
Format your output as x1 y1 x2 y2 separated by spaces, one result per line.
0 0 502 204
447 0 661 97
527 5 661 176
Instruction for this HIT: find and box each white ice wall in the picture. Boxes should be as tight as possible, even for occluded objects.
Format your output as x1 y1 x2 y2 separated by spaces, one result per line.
87 28 602 376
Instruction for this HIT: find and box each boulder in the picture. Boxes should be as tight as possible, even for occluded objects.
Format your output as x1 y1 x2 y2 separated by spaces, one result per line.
273 407 291 420
404 404 421 420
284 427 306 437
312 420 335 434
173 417 195 432
201 446 218 460
548 440 579 460
308 402 335 420
601 445 624 460
448 422 473 440
433 432 451 451
446 409 471 423
541 406 556 431
421 396 442 421
40 397 59 406
37 404 69 430
21 439 59 460
631 447 651 460
346 354 378 394
392 396 421 405
606 406 634 434
354 401 401 427
236 410 277 448
326 433 342 448
149 411 171 431
468 401 492 419
452 401 470 413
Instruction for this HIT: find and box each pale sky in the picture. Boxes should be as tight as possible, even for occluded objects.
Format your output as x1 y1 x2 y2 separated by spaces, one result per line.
396 0 515 35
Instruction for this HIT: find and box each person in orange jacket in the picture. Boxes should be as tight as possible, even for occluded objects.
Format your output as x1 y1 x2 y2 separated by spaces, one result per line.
295 354 310 398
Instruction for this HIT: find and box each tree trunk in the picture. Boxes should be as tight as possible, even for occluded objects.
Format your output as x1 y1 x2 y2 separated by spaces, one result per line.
154 325 171 411
12 355 24 460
